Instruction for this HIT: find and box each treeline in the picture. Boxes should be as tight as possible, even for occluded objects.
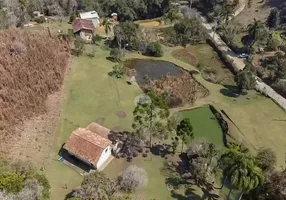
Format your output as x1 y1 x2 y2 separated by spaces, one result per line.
0 0 172 29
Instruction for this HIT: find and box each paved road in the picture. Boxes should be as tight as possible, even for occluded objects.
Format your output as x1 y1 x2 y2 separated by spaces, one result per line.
180 5 286 110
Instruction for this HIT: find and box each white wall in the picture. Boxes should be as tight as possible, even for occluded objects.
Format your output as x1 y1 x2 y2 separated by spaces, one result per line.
96 146 111 169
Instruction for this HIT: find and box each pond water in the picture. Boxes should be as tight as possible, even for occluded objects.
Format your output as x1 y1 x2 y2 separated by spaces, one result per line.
124 59 183 85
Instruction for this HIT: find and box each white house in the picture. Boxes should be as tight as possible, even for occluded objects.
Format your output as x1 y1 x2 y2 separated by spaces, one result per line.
63 123 113 170
79 11 100 28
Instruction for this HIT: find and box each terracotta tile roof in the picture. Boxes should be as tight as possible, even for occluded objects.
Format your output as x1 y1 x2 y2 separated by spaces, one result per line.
64 128 112 165
72 19 95 33
86 122 110 139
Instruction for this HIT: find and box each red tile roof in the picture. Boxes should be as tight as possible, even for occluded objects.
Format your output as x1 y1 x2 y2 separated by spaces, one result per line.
64 127 112 166
86 122 110 139
72 19 95 33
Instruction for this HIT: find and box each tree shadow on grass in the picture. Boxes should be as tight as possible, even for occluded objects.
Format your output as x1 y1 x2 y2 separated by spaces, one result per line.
171 189 201 200
220 85 239 98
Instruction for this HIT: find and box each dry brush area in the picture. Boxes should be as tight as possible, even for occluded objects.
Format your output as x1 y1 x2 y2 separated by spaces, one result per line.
0 29 70 157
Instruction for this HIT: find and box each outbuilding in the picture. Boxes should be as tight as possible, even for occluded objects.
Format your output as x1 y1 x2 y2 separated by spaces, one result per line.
72 19 95 41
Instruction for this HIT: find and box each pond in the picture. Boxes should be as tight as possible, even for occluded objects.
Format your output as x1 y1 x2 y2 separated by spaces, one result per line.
124 59 183 85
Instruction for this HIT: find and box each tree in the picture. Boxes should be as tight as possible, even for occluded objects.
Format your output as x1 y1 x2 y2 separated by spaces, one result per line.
101 18 113 37
114 22 140 49
267 8 280 29
235 69 256 93
165 17 205 47
69 12 77 23
119 165 148 192
187 140 220 184
221 24 237 42
110 48 125 62
71 172 118 199
0 172 24 194
164 7 181 24
247 19 268 47
72 38 85 56
220 144 264 200
146 42 164 57
132 91 172 146
108 63 125 78
171 137 179 154
256 148 277 172
217 4 234 25
176 118 193 153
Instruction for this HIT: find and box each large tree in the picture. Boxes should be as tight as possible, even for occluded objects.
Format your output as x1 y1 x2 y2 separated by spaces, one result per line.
176 118 193 153
235 69 256 93
247 19 268 47
165 17 205 47
132 91 175 147
71 172 118 199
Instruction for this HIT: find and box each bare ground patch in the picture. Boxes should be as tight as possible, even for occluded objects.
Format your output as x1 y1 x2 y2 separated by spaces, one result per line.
8 90 64 167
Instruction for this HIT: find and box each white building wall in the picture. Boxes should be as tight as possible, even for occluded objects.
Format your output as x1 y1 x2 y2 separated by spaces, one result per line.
96 146 112 169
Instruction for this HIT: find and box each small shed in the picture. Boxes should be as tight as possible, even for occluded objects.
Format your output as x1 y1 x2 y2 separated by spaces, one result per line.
63 127 112 169
79 11 100 28
72 19 95 41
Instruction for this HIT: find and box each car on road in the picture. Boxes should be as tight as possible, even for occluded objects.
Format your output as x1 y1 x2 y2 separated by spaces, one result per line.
238 53 249 59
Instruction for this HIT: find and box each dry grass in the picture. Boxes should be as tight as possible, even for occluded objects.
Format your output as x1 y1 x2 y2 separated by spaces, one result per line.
0 29 70 156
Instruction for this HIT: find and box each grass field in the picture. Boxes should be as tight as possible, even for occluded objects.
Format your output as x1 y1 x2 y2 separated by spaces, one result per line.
172 44 235 86
180 106 224 146
43 38 286 200
44 46 142 200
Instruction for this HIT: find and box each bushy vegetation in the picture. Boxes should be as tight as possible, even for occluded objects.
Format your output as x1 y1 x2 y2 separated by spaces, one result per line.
119 165 148 192
146 42 163 57
0 160 50 200
110 48 125 62
164 17 205 47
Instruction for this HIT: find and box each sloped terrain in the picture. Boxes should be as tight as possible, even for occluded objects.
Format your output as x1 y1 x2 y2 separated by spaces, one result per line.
0 29 70 156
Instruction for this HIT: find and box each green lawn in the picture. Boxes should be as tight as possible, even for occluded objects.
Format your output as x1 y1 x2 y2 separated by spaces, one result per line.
44 46 142 200
43 40 286 200
104 154 204 200
180 106 224 147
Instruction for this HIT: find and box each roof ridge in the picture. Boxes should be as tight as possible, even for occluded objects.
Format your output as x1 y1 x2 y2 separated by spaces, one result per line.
73 128 109 149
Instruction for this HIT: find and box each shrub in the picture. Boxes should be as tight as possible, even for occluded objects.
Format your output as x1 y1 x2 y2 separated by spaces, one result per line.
72 38 85 56
119 165 148 192
0 172 24 194
69 13 77 23
110 48 125 62
92 34 102 44
108 63 125 78
35 16 45 24
87 48 96 58
146 42 163 57
267 38 281 51
32 173 50 200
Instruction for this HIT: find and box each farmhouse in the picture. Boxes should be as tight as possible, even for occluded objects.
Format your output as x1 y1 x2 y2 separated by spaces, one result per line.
72 19 95 41
79 10 100 27
63 123 113 170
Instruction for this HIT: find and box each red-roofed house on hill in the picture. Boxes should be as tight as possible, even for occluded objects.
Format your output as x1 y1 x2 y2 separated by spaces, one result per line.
63 123 113 170
72 18 95 41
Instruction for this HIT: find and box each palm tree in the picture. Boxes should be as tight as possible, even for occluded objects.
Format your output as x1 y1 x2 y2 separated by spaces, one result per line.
219 4 234 25
220 144 264 200
101 18 113 37
247 19 266 47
